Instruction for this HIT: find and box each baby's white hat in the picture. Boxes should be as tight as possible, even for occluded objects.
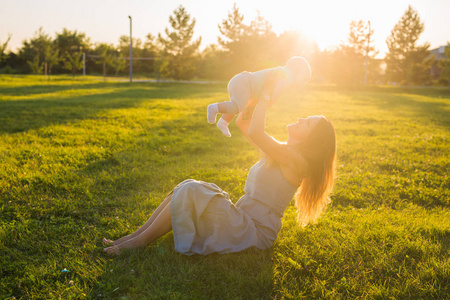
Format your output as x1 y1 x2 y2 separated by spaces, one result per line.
286 56 311 82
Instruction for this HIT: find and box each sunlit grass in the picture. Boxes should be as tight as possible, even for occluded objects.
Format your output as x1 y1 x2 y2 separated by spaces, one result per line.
0 75 449 299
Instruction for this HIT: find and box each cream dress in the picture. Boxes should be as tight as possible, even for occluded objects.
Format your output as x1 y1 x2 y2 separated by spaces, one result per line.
170 158 298 255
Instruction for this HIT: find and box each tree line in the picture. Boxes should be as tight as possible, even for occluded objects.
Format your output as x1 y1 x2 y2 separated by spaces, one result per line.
0 4 449 86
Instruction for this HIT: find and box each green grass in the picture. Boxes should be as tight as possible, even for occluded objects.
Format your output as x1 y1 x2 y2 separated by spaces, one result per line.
0 75 449 299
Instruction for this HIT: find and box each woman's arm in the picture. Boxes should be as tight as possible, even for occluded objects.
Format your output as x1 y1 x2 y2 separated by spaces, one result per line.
237 69 289 157
247 79 296 167
236 70 278 151
236 99 260 150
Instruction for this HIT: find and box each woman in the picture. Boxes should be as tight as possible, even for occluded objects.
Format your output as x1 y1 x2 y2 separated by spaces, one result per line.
103 78 337 256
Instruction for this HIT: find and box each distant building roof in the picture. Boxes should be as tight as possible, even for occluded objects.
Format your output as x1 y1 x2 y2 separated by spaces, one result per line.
430 45 449 60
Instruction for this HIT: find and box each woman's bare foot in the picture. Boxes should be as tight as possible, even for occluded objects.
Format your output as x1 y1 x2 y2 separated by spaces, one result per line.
103 237 143 256
102 233 135 246
109 234 137 246
103 245 121 255
102 238 114 245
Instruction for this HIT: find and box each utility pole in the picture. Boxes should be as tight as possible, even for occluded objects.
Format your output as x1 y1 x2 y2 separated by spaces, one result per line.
129 16 133 83
364 21 371 86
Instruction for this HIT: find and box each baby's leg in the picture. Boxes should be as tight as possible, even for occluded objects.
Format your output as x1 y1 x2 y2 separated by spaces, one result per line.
221 113 234 123
209 72 250 136
216 113 235 137
207 103 219 124
208 101 239 137
207 101 239 124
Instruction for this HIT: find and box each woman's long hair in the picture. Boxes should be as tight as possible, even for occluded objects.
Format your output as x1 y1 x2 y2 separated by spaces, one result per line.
294 116 336 225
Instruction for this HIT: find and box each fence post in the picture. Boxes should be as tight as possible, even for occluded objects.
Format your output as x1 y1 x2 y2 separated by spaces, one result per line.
83 52 86 76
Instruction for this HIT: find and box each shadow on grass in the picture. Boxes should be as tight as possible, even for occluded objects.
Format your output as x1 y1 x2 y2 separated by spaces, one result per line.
0 83 116 96
2 81 448 298
0 82 249 298
0 82 213 134
90 243 275 299
0 80 225 96
72 103 274 298
419 227 450 254
0 90 141 134
337 86 450 130
309 85 450 98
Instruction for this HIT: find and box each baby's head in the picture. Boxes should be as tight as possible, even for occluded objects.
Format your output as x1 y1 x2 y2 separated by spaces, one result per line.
285 57 311 87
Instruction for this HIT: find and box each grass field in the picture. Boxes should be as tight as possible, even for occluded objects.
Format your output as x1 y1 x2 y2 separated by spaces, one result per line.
0 75 449 299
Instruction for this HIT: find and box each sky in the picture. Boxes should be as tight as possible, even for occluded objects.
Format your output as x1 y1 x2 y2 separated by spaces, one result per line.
1 0 449 58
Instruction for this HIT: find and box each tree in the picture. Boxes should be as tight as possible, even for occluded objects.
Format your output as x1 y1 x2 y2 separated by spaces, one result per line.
198 44 228 80
54 28 90 55
217 5 278 76
117 35 143 75
117 35 143 58
216 4 247 76
385 5 431 85
19 27 52 73
44 45 60 77
347 20 375 56
1 52 25 74
158 5 201 80
94 43 117 79
27 55 43 74
54 28 90 74
141 33 160 75
63 51 83 77
118 34 160 75
326 20 379 85
276 30 318 63
346 21 383 85
243 11 278 70
0 35 11 64
248 11 273 37
218 3 246 50
143 33 160 56
115 52 127 77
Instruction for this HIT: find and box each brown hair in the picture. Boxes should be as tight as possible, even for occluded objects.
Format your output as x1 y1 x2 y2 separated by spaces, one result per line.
294 116 336 225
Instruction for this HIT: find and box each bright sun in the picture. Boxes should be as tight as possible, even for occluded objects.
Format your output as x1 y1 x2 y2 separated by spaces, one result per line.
265 0 379 51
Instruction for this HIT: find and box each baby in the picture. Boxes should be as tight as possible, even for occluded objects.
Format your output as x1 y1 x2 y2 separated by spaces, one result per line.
207 56 311 137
